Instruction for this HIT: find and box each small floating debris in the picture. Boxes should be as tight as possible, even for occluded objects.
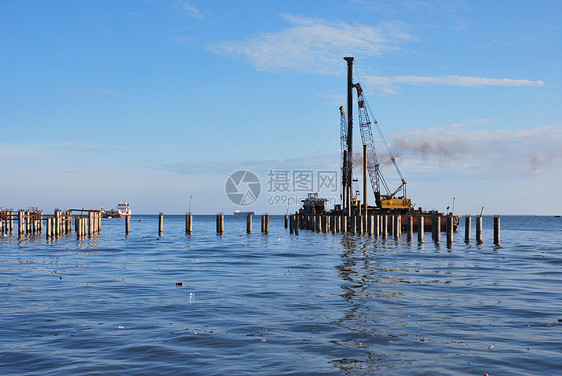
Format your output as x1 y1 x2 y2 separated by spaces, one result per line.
118 326 124 330
176 282 182 286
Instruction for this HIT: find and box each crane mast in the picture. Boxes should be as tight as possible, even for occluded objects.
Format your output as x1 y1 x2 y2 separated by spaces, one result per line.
343 57 354 216
339 106 351 213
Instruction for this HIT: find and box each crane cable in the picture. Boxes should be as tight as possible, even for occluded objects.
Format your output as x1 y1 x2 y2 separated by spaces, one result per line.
353 64 390 196
353 63 405 181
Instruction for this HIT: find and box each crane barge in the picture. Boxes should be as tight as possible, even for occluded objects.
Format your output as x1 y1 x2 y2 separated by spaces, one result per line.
339 56 458 232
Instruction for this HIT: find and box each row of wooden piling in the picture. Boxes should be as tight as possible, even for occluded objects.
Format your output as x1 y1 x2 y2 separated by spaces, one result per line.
0 209 102 239
284 213 500 245
183 212 498 245
2 209 499 245
212 214 270 234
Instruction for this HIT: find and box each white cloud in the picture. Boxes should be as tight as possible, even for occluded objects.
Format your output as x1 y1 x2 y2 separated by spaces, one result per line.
365 75 545 87
177 1 203 18
449 118 495 128
207 15 415 74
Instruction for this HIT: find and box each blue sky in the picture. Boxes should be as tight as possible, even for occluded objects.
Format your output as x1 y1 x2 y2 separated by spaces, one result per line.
1 0 560 215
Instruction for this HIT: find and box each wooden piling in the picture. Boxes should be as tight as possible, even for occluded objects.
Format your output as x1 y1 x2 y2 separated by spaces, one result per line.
159 212 164 236
262 214 269 234
216 213 223 234
18 210 24 236
246 213 252 234
446 215 454 245
186 213 193 234
53 217 57 238
431 216 436 241
433 216 441 243
264 214 269 234
382 215 388 237
66 211 71 234
465 216 471 243
476 216 483 244
53 210 58 236
125 214 131 235
494 215 500 245
46 217 52 239
417 216 424 242
407 215 413 241
294 215 300 235
75 217 80 238
284 214 288 229
289 214 294 234
357 215 363 235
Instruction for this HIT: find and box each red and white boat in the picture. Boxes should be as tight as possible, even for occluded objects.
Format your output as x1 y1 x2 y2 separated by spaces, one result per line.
102 201 131 218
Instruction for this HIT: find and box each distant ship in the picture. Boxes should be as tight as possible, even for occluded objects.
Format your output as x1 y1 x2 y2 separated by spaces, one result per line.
102 201 131 218
233 210 255 216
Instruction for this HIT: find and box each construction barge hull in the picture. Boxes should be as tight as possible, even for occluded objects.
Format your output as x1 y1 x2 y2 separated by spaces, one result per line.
397 212 459 232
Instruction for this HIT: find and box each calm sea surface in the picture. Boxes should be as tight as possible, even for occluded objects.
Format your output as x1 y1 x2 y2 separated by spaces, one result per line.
1 215 561 375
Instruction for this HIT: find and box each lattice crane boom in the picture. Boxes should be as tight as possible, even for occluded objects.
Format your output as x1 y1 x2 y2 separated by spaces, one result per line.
353 83 411 210
354 83 388 207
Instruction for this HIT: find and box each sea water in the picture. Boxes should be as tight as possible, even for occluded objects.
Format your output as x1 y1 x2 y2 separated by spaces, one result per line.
1 215 561 375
